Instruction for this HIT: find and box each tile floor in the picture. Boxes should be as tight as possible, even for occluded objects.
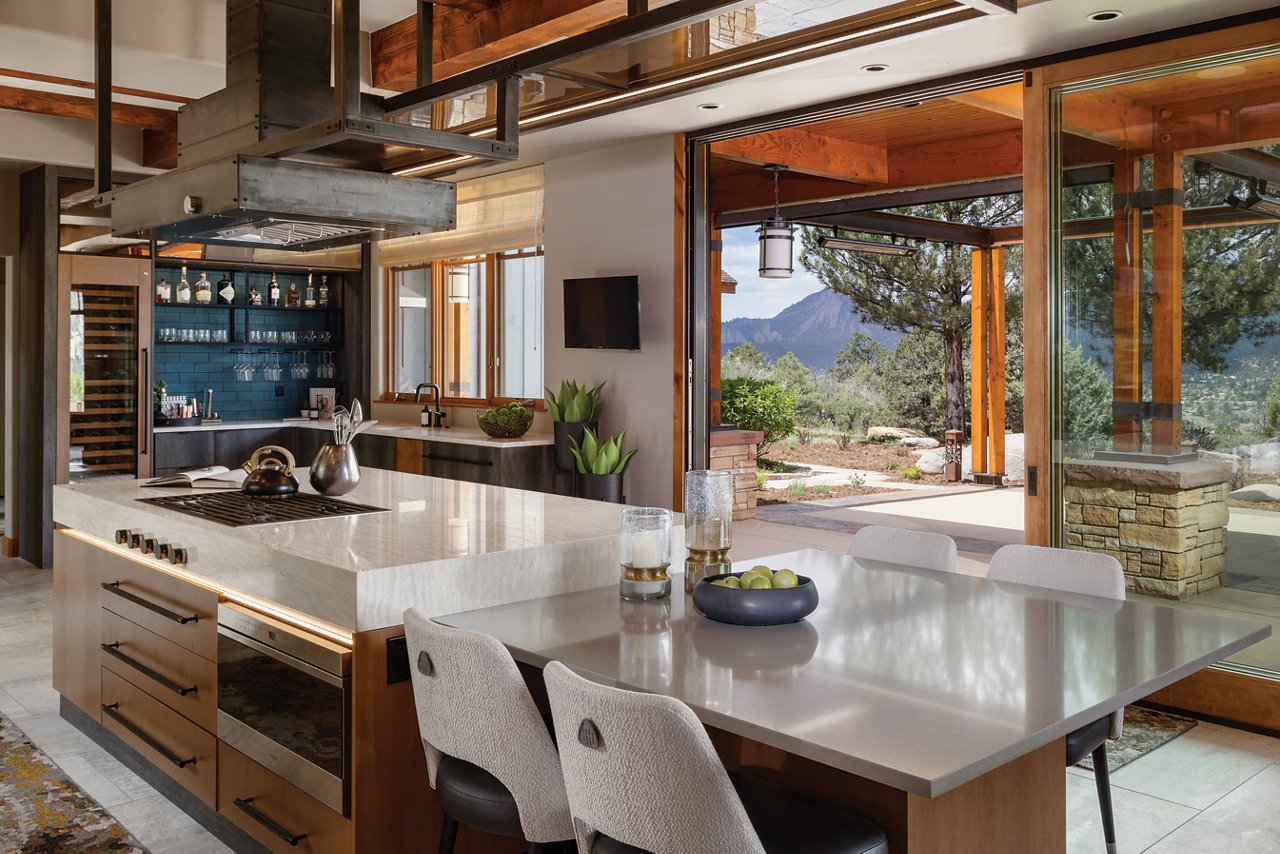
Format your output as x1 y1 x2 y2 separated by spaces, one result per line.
5 538 1280 853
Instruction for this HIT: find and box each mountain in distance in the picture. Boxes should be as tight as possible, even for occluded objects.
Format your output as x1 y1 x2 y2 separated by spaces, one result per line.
721 288 902 370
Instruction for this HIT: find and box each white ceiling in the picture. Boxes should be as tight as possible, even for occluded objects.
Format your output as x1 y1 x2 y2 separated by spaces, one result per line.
0 0 1277 173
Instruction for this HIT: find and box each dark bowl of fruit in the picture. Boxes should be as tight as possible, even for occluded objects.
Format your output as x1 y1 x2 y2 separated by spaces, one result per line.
692 565 819 627
476 401 534 439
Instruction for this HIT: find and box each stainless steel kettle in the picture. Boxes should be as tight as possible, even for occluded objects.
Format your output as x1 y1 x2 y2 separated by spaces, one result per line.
241 445 300 497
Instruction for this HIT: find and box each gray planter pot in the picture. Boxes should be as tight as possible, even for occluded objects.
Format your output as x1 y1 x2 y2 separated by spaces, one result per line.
579 473 624 503
554 420 598 472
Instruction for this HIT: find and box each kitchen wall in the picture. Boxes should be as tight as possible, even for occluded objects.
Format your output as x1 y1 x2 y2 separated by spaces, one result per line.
543 135 677 509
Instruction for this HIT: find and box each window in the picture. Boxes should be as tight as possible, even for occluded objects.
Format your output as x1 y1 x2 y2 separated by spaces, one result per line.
384 247 543 404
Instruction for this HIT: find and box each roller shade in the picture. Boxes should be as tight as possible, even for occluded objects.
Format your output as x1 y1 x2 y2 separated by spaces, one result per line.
251 165 544 268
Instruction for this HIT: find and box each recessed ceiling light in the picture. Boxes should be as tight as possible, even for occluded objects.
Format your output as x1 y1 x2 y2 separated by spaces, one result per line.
697 103 722 111
1087 10 1123 22
1196 64 1247 79
861 64 889 72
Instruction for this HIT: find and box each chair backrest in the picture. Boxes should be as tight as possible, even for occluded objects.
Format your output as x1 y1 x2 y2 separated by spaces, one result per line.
543 660 766 854
847 525 958 573
402 608 573 843
986 544 1126 601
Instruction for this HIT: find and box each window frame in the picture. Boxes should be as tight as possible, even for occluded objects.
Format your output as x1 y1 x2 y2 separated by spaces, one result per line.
382 247 545 409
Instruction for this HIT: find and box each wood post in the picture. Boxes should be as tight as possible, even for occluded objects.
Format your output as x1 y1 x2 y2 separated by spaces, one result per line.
1151 150 1184 455
1111 155 1143 452
970 247 1006 478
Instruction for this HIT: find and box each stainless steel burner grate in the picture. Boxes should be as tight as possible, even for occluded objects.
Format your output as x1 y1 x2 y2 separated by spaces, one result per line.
139 491 387 527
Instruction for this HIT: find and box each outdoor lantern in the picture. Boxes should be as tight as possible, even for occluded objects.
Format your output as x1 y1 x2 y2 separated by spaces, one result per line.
757 165 794 279
446 265 470 303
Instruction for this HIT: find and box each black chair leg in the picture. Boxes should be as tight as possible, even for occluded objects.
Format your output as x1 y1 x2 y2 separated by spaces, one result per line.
438 815 460 854
1092 743 1118 854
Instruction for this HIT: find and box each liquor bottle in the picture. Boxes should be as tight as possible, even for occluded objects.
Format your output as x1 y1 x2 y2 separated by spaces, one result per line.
176 266 192 304
248 286 263 307
318 275 330 307
194 271 213 304
304 273 316 308
286 280 301 308
217 275 236 305
155 278 170 304
268 273 281 307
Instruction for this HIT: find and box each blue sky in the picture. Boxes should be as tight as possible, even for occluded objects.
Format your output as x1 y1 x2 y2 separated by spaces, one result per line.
721 226 825 321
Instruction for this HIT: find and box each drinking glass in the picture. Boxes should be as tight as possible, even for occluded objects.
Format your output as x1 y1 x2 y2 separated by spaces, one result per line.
619 508 672 601
684 470 734 591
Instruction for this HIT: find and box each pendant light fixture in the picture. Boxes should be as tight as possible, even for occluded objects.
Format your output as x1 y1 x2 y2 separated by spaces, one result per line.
757 165 795 279
446 265 470 303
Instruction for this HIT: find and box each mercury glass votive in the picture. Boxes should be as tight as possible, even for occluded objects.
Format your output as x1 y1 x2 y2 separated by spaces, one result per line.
684 469 734 592
619 508 673 601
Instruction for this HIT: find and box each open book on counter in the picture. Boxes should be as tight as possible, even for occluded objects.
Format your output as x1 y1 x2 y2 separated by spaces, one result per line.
143 465 246 489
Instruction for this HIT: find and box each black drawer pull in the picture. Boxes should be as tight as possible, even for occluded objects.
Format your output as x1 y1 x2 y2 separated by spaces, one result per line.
101 582 199 625
101 643 198 697
234 797 308 847
423 454 494 467
100 703 197 769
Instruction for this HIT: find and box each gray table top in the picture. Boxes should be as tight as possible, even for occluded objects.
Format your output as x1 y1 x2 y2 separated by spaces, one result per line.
438 548 1270 798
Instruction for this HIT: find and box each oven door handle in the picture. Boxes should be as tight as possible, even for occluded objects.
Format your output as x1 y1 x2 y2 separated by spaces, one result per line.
234 797 308 847
102 642 198 696
217 625 347 687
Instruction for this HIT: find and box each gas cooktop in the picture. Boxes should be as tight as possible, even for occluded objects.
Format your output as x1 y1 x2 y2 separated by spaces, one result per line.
138 491 388 527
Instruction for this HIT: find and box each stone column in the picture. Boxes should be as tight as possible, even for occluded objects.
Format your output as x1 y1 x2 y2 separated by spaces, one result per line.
709 429 763 520
1063 458 1232 598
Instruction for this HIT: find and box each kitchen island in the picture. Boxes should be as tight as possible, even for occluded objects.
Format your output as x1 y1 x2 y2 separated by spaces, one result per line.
51 468 657 853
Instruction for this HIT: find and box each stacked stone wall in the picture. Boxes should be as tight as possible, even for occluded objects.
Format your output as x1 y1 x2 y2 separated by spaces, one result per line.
710 435 761 520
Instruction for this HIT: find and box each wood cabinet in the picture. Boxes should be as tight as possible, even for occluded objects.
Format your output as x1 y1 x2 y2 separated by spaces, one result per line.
152 431 216 475
421 439 553 492
219 743 353 854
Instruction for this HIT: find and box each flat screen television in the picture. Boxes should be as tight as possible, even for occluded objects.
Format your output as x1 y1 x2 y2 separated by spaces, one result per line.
563 275 641 350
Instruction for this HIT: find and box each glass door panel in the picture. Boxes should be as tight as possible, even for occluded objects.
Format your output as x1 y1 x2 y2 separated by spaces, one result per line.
1051 49 1280 676
70 284 140 479
443 259 487 399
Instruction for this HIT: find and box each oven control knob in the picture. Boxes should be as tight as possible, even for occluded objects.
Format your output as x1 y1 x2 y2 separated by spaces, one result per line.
115 529 130 545
169 547 188 566
156 543 171 561
129 533 144 550
143 538 158 555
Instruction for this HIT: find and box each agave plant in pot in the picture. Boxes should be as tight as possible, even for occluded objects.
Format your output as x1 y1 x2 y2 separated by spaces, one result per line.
570 427 636 503
545 379 605 472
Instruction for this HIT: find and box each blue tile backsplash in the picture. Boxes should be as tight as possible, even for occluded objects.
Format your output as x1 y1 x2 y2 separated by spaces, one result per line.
152 267 342 421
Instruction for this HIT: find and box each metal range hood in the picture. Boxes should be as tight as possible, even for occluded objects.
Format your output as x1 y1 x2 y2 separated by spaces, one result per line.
110 154 456 251
100 0 488 250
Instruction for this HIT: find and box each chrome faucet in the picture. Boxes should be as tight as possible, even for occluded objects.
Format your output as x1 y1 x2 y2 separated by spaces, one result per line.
414 383 447 428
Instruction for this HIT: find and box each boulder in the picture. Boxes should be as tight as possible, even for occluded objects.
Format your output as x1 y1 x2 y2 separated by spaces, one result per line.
900 436 941 449
866 426 927 440
915 451 945 475
1230 483 1280 503
962 433 1025 484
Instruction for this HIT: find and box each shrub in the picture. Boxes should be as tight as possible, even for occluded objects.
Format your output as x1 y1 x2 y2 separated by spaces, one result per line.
755 471 767 490
885 461 899 472
848 473 865 488
787 479 806 497
796 428 812 446
814 485 832 495
835 433 853 451
722 378 798 458
901 465 923 480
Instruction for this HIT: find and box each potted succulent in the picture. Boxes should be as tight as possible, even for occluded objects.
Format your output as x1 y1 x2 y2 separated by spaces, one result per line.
570 427 636 504
476 401 535 439
153 380 169 426
545 379 605 472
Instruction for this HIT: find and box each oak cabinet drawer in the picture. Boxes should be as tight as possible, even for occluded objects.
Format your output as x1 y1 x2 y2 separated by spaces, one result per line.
101 669 217 807
100 550 218 659
100 610 216 732
218 742 353 854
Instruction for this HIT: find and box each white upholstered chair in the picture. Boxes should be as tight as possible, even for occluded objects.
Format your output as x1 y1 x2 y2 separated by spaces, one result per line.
543 660 888 854
403 608 574 854
986 544 1126 854
846 525 958 573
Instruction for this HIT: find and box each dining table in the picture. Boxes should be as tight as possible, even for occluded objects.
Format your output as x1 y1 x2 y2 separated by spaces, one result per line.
437 548 1270 853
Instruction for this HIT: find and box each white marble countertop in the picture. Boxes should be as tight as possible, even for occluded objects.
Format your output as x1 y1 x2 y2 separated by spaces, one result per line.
53 467 666 632
154 418 554 448
439 549 1270 798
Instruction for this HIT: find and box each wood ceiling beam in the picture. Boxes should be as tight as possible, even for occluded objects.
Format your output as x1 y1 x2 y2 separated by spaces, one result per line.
887 127 1023 187
946 84 1023 120
712 130 888 184
371 0 626 92
710 172 869 216
0 67 191 104
0 84 175 132
986 205 1276 246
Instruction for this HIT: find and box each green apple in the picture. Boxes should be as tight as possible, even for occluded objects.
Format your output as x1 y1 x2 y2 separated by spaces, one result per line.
746 575 773 590
771 569 799 589
750 564 772 575
738 569 764 585
718 575 741 588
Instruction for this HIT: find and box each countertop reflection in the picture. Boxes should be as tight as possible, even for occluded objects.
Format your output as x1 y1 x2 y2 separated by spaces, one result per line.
439 549 1270 797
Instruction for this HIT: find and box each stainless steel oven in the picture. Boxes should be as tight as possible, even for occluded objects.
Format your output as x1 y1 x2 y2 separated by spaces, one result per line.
216 603 351 814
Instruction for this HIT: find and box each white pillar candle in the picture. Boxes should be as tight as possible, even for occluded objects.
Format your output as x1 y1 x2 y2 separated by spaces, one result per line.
629 529 665 568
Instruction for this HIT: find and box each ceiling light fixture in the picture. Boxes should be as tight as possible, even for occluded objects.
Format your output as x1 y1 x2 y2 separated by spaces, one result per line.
757 166 795 279
861 64 889 72
1086 10 1123 22
1226 183 1280 218
819 234 918 256
392 5 967 178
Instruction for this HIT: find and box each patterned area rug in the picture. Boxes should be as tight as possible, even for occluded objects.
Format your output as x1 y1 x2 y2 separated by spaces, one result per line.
1076 706 1198 773
0 711 146 852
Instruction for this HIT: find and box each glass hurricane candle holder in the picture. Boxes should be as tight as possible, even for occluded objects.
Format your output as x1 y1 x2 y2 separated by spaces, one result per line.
684 469 734 592
619 508 672 601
